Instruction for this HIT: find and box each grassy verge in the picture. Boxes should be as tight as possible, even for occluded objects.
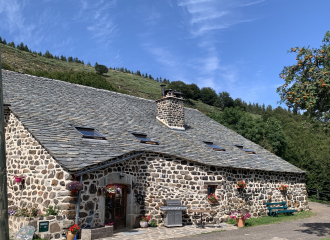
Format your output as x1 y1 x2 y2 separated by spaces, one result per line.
226 211 315 227
308 198 330 205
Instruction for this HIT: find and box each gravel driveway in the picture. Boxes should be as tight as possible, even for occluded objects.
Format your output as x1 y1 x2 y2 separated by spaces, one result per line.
172 202 330 240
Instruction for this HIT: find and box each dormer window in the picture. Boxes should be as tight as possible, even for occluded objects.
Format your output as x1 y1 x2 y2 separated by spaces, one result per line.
203 141 225 151
235 144 255 154
132 132 159 145
74 126 106 140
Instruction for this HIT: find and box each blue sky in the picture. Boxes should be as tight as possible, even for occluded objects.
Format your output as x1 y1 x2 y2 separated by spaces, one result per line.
0 0 330 108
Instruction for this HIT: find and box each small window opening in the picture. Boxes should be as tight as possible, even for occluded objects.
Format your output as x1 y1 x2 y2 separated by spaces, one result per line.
132 132 159 145
207 185 218 202
243 149 256 154
235 144 256 154
203 141 225 151
74 126 106 140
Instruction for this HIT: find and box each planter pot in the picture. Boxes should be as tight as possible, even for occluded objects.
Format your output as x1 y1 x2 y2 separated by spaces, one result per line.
236 218 245 227
279 188 287 191
236 185 245 189
14 176 24 183
140 221 148 228
66 231 76 240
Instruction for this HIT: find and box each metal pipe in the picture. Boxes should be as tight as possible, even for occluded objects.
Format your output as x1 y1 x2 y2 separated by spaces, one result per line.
0 43 10 240
160 84 166 97
75 175 82 225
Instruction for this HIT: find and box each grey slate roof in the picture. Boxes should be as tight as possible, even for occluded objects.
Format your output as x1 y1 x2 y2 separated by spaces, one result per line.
2 70 304 173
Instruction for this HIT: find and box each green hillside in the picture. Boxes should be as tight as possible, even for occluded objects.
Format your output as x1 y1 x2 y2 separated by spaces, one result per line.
0 43 219 114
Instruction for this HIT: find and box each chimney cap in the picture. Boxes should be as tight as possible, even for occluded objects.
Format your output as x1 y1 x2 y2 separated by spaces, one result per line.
160 84 166 87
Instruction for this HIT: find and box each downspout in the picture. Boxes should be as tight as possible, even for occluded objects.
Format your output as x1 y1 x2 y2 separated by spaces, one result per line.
74 175 82 225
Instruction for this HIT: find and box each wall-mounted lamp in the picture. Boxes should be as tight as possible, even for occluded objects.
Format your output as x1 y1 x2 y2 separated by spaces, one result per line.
119 172 124 179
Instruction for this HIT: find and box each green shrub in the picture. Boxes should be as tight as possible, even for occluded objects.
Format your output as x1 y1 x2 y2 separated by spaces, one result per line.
1 62 15 71
45 205 58 216
149 221 157 227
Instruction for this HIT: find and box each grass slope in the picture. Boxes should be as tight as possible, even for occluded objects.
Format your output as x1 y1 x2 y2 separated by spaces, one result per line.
1 43 219 114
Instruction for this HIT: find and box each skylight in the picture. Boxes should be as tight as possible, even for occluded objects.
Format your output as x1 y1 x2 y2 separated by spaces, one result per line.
235 144 256 154
132 132 159 145
203 141 225 151
74 126 106 140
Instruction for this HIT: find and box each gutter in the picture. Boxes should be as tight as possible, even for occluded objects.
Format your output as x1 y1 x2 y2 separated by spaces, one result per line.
73 151 145 225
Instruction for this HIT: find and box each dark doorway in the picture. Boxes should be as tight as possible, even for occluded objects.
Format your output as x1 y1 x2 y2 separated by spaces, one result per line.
105 184 127 230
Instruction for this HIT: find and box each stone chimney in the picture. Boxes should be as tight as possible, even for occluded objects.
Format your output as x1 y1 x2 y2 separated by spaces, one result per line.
156 85 185 130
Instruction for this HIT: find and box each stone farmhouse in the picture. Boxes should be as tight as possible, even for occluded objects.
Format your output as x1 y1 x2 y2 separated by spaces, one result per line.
3 70 308 233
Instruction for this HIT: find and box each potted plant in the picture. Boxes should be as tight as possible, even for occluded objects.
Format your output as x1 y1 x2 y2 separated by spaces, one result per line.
66 181 83 194
104 184 121 196
236 180 247 189
14 175 24 183
207 193 219 203
67 224 79 240
277 184 288 191
140 215 150 228
230 210 251 227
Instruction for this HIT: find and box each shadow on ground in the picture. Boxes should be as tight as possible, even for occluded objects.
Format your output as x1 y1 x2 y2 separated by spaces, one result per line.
295 223 330 237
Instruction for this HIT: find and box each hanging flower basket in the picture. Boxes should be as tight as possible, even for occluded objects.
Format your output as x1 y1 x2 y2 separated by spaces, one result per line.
277 184 288 191
236 180 247 189
104 184 121 196
14 175 24 183
66 181 83 192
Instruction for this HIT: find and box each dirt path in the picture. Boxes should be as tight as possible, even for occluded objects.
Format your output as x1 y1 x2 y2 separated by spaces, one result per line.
171 202 330 240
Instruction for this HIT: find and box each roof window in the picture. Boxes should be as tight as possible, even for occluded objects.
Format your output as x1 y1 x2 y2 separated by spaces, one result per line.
235 144 255 154
74 126 106 140
132 132 159 145
203 141 225 151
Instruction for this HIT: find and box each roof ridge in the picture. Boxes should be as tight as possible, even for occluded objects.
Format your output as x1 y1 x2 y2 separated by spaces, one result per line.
3 70 201 111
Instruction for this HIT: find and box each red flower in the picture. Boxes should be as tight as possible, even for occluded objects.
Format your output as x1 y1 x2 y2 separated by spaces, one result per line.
69 224 80 235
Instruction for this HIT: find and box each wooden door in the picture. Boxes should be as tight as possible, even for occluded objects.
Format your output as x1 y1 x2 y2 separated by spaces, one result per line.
105 185 127 230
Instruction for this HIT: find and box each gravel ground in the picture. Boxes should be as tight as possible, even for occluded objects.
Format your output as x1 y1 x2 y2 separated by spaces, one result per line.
171 202 330 240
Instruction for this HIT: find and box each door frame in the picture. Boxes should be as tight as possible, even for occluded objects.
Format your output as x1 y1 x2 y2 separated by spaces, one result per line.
99 173 138 229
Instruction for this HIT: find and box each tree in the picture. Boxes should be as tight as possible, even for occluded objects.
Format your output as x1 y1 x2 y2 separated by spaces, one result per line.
200 87 217 106
95 64 108 75
277 31 330 119
218 91 234 109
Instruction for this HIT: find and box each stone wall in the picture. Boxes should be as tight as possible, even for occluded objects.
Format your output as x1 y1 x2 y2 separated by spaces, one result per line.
9 215 72 239
156 94 185 130
5 111 76 224
78 152 308 226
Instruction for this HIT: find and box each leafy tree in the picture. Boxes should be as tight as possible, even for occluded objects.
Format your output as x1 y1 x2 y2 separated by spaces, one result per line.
277 31 330 119
2 39 7 45
0 36 2 43
95 64 108 75
188 83 201 100
200 87 218 106
44 50 53 59
217 91 234 109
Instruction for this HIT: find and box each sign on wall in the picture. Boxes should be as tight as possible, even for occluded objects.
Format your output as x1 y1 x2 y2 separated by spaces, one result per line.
39 221 49 232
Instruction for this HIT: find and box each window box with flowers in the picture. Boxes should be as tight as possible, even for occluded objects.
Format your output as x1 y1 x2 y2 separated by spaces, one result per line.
207 193 219 204
230 210 251 227
236 180 247 189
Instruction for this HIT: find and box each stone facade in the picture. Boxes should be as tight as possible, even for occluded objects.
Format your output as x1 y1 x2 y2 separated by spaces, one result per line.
5 111 77 233
9 215 72 239
5 110 308 232
156 90 185 130
78 153 308 227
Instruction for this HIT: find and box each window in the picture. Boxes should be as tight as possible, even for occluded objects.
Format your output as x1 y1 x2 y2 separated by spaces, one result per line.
242 149 256 154
235 144 255 154
74 126 106 140
207 185 216 195
131 132 159 145
203 141 225 151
